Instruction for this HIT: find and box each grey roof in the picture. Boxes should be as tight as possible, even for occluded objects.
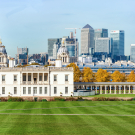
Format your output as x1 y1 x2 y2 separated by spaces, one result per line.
83 24 93 29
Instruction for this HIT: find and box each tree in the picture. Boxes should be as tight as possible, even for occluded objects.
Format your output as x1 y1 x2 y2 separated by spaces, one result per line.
96 69 111 82
66 63 81 82
127 70 135 82
82 67 94 82
111 71 126 82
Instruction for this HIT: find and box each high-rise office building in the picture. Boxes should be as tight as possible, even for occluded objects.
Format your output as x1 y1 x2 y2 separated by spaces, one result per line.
81 24 94 55
95 38 112 55
53 42 61 59
130 44 135 63
48 38 62 58
94 28 108 39
110 30 124 59
64 32 79 58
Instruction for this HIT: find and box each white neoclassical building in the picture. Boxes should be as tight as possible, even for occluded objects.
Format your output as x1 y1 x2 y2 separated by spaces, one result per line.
0 67 73 98
0 39 8 67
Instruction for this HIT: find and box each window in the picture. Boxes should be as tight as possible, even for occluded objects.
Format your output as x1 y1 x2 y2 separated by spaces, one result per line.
44 87 47 94
14 87 17 94
33 87 37 94
28 87 31 94
23 75 26 81
14 75 17 81
23 87 26 94
54 75 57 81
39 75 42 81
2 87 5 94
65 87 68 94
28 75 31 81
54 87 57 94
44 75 47 81
2 75 5 81
65 75 68 81
39 87 42 94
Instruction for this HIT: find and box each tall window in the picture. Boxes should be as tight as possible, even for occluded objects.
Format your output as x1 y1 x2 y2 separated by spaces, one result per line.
33 87 37 94
14 87 17 94
23 75 26 81
44 87 47 94
2 87 5 94
54 75 57 81
28 75 31 81
23 87 26 94
65 87 68 94
54 87 57 94
2 75 5 81
14 75 17 81
44 75 47 81
39 75 42 81
65 75 68 81
28 87 31 94
39 87 42 94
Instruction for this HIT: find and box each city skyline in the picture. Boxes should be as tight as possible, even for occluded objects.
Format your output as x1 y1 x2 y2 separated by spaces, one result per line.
0 0 135 57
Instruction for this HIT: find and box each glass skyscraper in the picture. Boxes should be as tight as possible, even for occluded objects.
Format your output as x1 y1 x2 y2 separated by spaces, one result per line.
110 30 124 59
48 38 62 58
81 24 94 55
130 44 135 63
94 29 108 39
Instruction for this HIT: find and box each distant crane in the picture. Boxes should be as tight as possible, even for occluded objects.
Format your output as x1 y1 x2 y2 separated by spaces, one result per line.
65 28 81 57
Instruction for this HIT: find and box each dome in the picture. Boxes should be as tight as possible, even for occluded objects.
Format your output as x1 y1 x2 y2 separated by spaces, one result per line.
0 47 7 54
57 46 69 55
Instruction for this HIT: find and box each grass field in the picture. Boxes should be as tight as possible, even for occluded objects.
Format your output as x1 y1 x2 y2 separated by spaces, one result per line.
0 101 135 135
89 94 135 97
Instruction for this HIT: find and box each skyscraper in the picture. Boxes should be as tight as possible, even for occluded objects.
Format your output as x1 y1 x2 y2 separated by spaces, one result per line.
81 24 94 55
48 38 62 58
110 30 124 59
95 38 112 55
94 28 108 39
130 44 135 63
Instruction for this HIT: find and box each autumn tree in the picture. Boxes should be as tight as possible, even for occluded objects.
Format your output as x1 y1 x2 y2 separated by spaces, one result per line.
82 67 94 82
66 63 81 82
95 69 111 82
127 70 135 82
111 71 126 82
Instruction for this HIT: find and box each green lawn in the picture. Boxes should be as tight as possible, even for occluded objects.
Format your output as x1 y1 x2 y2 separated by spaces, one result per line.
89 94 135 97
0 101 135 135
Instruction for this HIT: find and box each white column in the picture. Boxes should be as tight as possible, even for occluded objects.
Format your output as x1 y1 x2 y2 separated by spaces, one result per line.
110 85 111 94
119 85 121 94
91 86 92 91
124 85 126 94
96 86 97 94
129 85 130 94
100 85 102 94
26 73 28 84
37 73 39 84
133 86 135 94
105 85 107 94
115 85 116 94
42 73 44 84
31 73 33 84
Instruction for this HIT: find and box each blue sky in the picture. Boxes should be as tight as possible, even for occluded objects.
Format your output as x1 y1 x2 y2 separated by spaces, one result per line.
0 0 135 57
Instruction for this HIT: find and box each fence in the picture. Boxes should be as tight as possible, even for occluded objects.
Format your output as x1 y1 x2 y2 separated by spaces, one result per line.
74 90 95 96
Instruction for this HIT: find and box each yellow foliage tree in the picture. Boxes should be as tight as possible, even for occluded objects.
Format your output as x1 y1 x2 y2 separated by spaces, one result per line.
111 71 126 82
66 63 81 82
82 67 94 82
127 70 135 82
96 69 110 82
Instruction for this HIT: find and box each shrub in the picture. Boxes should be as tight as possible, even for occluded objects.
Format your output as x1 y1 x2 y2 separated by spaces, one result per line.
54 97 65 101
0 97 7 102
132 98 135 101
42 99 47 102
8 97 24 102
65 97 77 101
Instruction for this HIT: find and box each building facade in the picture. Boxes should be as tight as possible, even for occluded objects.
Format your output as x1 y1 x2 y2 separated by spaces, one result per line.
95 38 112 55
94 28 108 39
0 67 73 97
81 24 94 54
130 44 135 63
110 30 124 59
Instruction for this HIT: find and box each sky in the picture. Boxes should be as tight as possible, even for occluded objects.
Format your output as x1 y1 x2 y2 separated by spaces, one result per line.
0 0 135 57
